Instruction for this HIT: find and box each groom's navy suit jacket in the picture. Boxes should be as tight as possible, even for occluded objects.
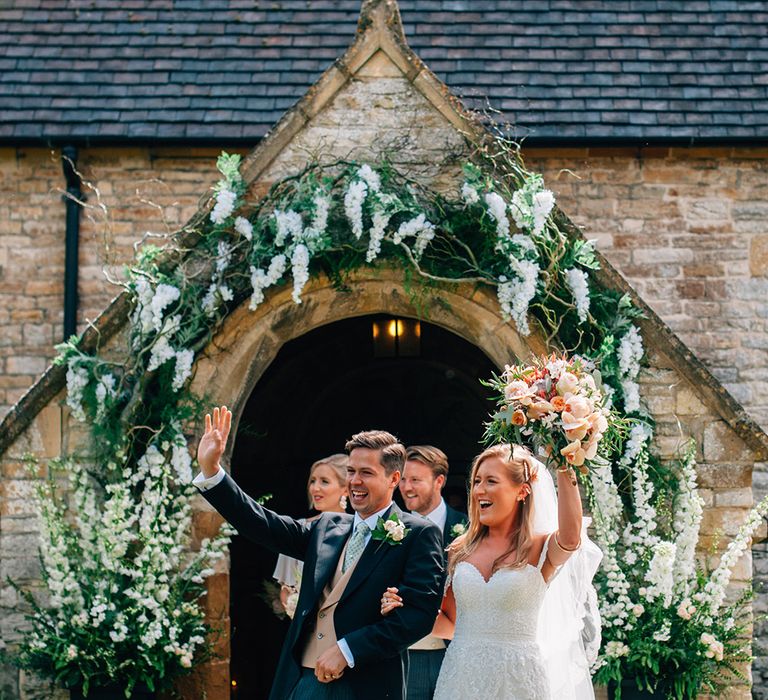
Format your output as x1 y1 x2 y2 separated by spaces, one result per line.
201 473 445 700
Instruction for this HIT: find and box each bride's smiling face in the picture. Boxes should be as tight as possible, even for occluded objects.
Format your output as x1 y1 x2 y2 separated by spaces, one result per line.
472 456 526 527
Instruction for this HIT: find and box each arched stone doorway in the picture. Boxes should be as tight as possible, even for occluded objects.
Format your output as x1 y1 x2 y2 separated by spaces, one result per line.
227 314 498 698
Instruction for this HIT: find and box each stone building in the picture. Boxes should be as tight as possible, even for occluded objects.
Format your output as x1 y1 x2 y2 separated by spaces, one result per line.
1 1 768 698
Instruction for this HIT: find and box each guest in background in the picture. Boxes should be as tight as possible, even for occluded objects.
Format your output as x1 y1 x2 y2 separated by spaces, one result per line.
398 445 467 700
272 453 349 617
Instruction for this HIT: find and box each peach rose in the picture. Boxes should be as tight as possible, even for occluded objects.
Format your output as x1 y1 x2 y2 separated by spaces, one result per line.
511 409 528 426
550 395 566 412
564 395 592 419
527 401 554 420
560 440 586 467
556 372 579 396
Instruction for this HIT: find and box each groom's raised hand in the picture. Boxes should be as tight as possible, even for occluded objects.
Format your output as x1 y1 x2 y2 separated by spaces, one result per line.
197 406 232 478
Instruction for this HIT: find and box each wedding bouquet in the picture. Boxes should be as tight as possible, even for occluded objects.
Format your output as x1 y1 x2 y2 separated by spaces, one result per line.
484 354 616 472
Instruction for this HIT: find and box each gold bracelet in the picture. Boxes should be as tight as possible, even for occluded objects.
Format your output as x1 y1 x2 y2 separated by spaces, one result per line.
554 531 581 553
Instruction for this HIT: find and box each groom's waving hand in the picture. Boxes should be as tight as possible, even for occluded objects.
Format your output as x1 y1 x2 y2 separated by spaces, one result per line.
194 407 445 700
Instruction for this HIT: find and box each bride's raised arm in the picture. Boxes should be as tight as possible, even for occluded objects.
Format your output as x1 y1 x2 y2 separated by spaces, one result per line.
545 466 583 570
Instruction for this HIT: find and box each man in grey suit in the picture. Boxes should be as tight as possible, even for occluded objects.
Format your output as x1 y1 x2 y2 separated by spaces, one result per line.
398 445 467 700
194 407 445 700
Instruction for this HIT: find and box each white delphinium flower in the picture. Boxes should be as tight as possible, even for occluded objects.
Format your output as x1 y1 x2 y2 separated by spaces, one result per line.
94 372 117 421
366 208 391 263
150 284 181 332
617 325 644 413
496 258 539 336
215 240 232 274
291 244 310 304
619 422 651 468
172 349 194 391
210 188 236 225
344 180 368 239
700 495 768 613
644 541 677 608
622 449 659 554
249 254 287 310
234 216 253 241
66 361 90 422
273 209 303 247
357 164 381 193
484 191 509 238
461 182 480 205
672 446 704 594
564 267 590 323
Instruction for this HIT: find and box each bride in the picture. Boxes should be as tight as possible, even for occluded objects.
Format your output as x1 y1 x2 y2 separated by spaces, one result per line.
382 443 601 699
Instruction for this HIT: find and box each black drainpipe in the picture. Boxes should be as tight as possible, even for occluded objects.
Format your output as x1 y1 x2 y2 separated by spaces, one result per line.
61 145 83 341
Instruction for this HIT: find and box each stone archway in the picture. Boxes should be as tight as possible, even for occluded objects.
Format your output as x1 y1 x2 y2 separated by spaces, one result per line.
187 269 545 698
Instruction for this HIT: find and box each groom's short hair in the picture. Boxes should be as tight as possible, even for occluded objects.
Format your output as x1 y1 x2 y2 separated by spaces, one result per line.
406 445 449 482
345 430 406 475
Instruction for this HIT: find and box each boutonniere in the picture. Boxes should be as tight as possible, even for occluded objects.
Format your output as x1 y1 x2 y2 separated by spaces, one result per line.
450 522 468 539
372 513 410 546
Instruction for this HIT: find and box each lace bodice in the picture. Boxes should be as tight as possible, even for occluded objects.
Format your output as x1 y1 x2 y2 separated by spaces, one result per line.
433 539 553 700
452 561 548 643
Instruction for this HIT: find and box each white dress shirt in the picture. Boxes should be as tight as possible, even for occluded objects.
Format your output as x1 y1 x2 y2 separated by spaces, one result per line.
416 498 447 533
192 466 390 669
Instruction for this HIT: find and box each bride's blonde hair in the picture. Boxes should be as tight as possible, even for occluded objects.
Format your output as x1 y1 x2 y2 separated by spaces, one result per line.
448 443 538 578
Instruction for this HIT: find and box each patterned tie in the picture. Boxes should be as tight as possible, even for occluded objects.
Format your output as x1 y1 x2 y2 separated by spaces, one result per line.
342 521 370 573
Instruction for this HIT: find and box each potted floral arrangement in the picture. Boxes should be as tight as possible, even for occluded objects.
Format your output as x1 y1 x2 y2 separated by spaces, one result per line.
590 438 766 699
9 448 230 699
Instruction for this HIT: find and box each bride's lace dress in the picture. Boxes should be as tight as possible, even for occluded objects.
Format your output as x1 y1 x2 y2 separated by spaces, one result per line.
434 539 553 699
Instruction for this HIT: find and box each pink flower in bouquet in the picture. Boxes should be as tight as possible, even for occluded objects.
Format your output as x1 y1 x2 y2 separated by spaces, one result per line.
505 379 535 405
556 372 579 395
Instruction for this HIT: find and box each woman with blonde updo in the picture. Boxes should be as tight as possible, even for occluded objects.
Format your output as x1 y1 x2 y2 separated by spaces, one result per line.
272 454 349 617
381 443 592 699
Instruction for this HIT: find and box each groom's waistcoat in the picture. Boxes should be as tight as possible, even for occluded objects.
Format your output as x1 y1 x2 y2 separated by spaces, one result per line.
301 538 357 667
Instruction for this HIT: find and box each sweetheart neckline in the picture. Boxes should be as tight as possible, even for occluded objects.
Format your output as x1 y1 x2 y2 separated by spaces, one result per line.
457 560 546 586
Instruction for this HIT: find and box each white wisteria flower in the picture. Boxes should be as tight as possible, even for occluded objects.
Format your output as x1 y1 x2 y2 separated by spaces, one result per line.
210 188 236 225
461 182 480 205
249 254 287 310
234 216 253 241
357 164 381 193
484 191 510 238
496 258 539 336
273 209 303 247
617 325 644 413
344 180 368 239
172 349 194 391
366 208 391 263
66 361 90 422
291 244 310 304
564 267 590 323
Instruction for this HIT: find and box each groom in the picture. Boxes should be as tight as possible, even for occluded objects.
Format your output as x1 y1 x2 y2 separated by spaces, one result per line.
193 407 445 700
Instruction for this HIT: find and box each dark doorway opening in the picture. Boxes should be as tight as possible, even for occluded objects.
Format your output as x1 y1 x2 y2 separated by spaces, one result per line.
229 315 499 698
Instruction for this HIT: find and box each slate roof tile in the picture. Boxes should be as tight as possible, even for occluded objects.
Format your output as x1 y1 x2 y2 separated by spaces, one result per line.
1 0 766 142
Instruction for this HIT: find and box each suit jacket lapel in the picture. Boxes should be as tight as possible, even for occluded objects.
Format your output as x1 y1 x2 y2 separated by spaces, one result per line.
312 516 353 598
340 503 400 604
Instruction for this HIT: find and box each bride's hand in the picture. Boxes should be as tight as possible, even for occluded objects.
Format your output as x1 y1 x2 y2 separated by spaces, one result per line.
380 587 402 616
197 406 232 477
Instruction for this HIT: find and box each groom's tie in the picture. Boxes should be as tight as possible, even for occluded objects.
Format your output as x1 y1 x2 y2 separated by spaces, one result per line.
343 521 370 572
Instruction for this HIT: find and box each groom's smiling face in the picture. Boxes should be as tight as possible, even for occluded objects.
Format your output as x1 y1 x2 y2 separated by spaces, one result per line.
346 447 400 518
